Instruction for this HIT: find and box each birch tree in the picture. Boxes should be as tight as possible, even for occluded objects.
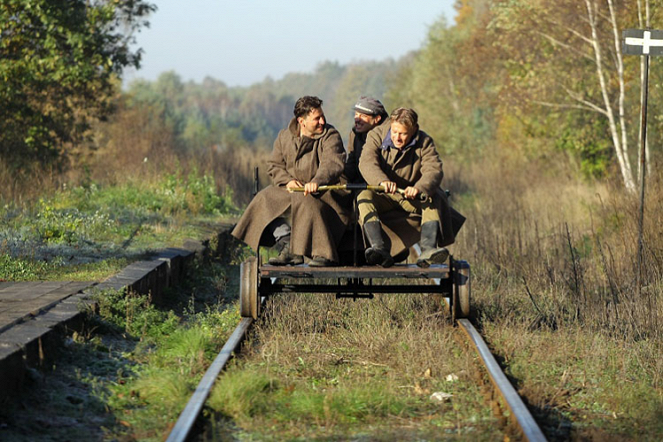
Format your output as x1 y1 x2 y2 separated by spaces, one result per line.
588 0 635 191
491 0 648 192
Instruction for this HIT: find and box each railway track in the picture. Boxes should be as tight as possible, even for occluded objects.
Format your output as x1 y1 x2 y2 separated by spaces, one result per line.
165 316 256 442
165 301 548 441
457 318 547 442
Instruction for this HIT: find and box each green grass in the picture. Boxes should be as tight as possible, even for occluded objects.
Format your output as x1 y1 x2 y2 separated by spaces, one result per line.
0 170 238 281
0 254 129 281
98 304 241 441
92 287 181 338
92 250 246 441
209 366 424 426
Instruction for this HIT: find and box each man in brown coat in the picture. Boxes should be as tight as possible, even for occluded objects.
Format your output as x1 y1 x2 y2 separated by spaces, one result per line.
358 107 463 268
231 96 349 267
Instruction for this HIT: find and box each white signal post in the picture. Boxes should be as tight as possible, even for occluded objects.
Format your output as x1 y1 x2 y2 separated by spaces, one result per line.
622 28 662 297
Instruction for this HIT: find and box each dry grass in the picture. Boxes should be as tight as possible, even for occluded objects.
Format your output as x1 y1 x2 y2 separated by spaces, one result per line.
448 150 662 340
0 109 271 208
484 320 663 441
208 294 503 440
0 159 66 203
87 104 272 207
259 294 451 381
445 149 663 439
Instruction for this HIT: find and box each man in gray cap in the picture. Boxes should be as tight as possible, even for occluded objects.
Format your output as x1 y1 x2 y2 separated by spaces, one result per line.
345 96 389 183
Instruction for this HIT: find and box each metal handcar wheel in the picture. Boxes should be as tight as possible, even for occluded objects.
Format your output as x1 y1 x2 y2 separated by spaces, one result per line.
239 257 259 319
453 259 471 319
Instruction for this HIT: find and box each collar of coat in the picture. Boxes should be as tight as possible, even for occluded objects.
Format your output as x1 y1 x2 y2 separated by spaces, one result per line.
288 117 328 140
351 128 368 143
381 129 420 151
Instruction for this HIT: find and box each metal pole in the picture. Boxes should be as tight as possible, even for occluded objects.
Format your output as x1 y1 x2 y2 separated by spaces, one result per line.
637 54 649 297
252 167 259 198
353 192 358 267
253 167 260 263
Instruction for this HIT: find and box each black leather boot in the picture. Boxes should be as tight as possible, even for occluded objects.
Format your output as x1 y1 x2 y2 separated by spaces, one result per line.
268 236 303 266
417 221 449 268
363 222 394 267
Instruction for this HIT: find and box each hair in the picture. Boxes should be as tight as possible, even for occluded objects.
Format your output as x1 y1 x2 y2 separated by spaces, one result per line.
294 96 323 118
390 107 418 130
378 106 389 120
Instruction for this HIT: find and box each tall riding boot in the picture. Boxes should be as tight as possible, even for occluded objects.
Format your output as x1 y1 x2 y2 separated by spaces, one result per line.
417 221 449 268
363 222 394 267
268 235 303 266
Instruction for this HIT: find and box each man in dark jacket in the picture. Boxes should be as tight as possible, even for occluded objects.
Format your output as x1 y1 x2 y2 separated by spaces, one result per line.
231 96 349 267
345 96 389 183
358 107 463 268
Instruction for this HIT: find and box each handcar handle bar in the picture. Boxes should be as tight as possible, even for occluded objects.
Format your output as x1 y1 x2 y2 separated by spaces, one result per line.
288 183 429 201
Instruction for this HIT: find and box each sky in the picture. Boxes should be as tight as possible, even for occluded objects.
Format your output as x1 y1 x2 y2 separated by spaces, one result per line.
124 0 457 88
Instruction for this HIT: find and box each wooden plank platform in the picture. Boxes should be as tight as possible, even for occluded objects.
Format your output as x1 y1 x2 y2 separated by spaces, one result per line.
0 238 211 401
0 281 93 334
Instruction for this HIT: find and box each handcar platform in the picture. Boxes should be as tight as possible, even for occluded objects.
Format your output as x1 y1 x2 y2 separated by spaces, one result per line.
239 257 470 320
260 263 451 280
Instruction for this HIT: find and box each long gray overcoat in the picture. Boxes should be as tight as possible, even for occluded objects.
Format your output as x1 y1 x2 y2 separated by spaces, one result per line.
358 119 465 256
232 118 350 262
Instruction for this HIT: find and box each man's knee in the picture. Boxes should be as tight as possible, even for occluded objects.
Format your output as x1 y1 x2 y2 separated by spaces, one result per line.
357 190 379 225
421 195 441 224
356 189 377 206
265 217 291 243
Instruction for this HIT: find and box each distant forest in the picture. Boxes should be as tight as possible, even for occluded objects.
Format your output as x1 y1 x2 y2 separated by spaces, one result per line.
103 0 663 196
122 58 405 153
3 0 662 201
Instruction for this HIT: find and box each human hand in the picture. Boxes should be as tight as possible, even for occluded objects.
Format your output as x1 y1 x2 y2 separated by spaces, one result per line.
304 182 319 196
380 181 397 194
403 186 420 199
286 179 304 190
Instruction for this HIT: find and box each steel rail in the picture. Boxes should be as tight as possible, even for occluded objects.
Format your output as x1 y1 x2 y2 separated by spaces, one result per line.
457 318 547 442
166 316 255 442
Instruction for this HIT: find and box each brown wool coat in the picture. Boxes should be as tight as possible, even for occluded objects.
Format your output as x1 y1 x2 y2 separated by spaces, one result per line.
231 118 350 262
358 118 465 255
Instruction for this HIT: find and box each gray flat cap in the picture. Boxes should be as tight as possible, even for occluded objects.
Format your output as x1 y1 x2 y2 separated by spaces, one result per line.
353 96 386 116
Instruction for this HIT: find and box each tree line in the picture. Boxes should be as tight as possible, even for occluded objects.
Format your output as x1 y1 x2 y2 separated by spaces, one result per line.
116 58 402 157
2 0 661 197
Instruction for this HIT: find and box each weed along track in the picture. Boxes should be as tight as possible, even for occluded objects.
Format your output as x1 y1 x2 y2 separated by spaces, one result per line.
166 258 548 441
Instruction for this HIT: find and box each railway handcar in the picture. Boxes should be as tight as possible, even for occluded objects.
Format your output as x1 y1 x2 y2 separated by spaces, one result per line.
238 179 470 320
